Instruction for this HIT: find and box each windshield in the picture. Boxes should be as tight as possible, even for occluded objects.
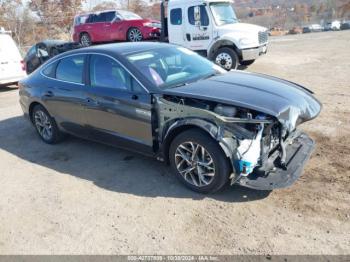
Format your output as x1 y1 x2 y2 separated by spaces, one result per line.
210 2 238 26
118 10 142 20
127 46 225 89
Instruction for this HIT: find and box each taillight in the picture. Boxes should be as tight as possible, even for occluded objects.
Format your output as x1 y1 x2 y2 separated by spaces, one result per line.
21 60 26 71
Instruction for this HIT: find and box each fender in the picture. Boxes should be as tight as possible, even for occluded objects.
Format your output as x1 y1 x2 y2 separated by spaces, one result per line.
208 38 240 60
161 118 236 162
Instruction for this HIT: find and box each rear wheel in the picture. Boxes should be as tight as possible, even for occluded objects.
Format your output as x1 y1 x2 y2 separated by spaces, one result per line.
127 28 143 42
80 32 92 47
214 47 239 71
32 105 63 144
169 129 231 194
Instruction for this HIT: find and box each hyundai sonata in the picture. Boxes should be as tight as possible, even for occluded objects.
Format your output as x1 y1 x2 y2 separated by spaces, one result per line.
19 43 321 193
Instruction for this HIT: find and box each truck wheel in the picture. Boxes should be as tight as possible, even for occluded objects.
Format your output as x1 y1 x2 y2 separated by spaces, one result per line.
127 28 143 42
240 60 255 66
214 47 239 71
80 33 92 47
169 129 231 194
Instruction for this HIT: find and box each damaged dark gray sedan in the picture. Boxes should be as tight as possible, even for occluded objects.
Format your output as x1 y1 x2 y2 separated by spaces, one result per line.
19 43 322 194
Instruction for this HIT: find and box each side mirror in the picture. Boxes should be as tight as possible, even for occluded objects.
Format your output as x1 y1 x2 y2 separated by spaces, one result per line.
194 6 201 27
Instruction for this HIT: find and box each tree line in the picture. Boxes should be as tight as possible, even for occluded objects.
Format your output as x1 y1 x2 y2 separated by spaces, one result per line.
0 0 154 51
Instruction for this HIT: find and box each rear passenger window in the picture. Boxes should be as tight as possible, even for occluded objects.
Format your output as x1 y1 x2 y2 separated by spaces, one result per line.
42 62 57 78
170 8 182 25
56 55 85 84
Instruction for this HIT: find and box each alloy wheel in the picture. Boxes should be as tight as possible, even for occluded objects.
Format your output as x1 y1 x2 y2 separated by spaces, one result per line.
34 110 53 141
174 141 216 187
128 28 143 42
80 34 91 47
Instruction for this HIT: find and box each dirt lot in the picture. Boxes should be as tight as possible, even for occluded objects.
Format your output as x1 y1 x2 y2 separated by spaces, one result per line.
0 31 349 255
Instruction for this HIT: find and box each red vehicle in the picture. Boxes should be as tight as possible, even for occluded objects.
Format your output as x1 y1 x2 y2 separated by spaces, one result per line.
72 10 161 46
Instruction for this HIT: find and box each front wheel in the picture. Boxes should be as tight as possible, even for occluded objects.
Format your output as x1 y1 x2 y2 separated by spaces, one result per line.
127 28 143 42
240 60 255 66
214 47 239 71
169 129 231 194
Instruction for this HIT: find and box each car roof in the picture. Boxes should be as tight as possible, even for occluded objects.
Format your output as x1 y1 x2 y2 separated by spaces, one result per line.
70 42 174 56
76 9 134 16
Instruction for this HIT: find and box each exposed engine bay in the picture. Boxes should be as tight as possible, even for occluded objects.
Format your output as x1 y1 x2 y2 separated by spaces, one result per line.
155 95 315 190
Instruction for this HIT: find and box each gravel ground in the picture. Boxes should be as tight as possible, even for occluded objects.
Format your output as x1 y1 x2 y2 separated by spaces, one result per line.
0 31 349 255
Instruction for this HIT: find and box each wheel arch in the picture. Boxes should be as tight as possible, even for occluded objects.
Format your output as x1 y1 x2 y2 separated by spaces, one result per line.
28 101 44 123
161 118 231 164
208 39 241 60
79 31 93 43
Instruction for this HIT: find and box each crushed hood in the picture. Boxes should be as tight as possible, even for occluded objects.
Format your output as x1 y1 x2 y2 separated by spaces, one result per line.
161 71 322 131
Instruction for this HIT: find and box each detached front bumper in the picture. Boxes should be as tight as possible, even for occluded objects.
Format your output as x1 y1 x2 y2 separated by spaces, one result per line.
241 44 268 61
237 132 315 190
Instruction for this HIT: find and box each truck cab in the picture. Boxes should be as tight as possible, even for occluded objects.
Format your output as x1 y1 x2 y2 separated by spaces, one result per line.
160 0 268 70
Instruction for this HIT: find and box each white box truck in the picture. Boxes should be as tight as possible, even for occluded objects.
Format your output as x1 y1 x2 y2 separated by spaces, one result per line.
160 0 268 70
0 27 27 85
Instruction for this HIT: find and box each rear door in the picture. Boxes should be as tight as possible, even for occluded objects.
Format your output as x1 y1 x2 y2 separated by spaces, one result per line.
41 54 88 137
84 54 154 154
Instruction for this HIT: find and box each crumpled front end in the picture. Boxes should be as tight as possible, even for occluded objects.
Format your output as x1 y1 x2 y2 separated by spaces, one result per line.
155 93 320 190
238 131 315 190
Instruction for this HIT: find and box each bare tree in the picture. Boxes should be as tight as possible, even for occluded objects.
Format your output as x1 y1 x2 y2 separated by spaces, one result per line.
92 1 119 11
28 0 83 38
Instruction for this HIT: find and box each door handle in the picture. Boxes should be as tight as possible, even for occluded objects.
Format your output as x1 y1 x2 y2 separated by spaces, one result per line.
85 97 99 106
186 33 191 41
43 91 54 97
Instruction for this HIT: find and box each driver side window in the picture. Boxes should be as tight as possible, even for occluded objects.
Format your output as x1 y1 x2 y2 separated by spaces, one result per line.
188 5 209 26
89 54 145 93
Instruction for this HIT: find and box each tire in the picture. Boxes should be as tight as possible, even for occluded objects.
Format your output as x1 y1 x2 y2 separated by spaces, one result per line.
169 129 231 194
80 32 92 47
214 47 239 71
240 60 255 66
127 27 143 42
32 104 63 144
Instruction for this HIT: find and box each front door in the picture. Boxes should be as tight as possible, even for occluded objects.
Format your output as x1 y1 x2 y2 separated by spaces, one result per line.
184 5 213 52
84 54 154 154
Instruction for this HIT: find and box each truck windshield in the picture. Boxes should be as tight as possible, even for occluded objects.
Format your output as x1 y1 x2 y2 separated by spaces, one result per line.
127 46 225 90
210 2 238 26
